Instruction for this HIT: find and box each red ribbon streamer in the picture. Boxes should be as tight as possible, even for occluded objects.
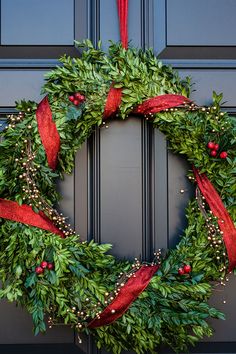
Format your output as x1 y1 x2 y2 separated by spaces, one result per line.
133 94 190 115
0 198 64 238
193 168 236 271
103 87 122 119
88 264 158 328
36 96 60 170
104 93 189 121
117 0 128 49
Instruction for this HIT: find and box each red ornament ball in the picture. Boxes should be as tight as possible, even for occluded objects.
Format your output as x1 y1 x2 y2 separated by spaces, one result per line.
220 151 228 159
183 264 192 273
210 150 217 157
35 266 44 275
40 261 48 269
214 143 219 151
47 262 54 270
68 95 75 102
207 141 215 150
178 267 185 275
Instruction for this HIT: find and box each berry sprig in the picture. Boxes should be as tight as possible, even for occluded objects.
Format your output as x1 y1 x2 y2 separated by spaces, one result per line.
178 264 192 276
207 141 228 159
68 92 85 106
35 261 54 275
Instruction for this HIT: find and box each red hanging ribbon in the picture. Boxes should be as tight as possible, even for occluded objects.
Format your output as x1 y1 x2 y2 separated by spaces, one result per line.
88 264 158 328
133 94 190 115
0 198 64 238
103 0 128 120
117 0 128 49
193 168 236 271
36 96 60 170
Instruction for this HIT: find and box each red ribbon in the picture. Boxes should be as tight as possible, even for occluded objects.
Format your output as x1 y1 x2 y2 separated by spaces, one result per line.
117 0 128 49
88 264 158 328
103 0 128 119
0 198 64 238
104 93 189 121
193 168 236 271
103 87 122 119
133 94 190 115
36 96 60 170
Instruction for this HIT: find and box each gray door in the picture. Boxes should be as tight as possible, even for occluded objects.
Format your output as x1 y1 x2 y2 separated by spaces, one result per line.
0 1 236 353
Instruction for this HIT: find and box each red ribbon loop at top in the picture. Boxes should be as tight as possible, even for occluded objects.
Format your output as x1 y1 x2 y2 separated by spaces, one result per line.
88 264 158 328
193 168 236 271
36 96 60 170
117 0 128 49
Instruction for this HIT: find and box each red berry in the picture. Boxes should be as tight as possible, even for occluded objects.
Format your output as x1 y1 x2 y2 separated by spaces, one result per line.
74 92 82 99
35 266 44 275
40 261 48 269
47 262 54 270
183 264 192 273
69 95 75 102
210 150 217 157
220 151 228 159
214 144 219 151
73 99 79 106
207 141 215 149
74 92 85 101
178 267 185 275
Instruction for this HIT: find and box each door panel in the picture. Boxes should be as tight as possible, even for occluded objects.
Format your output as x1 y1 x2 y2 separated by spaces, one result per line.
154 0 236 59
0 71 45 106
0 0 87 59
100 118 143 258
166 0 236 46
167 152 193 249
1 0 74 45
178 70 236 107
0 300 73 344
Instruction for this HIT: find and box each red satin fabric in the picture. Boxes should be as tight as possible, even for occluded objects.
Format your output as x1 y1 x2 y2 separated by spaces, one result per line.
117 0 128 49
0 198 64 238
193 168 236 271
88 264 158 328
36 96 60 170
103 87 122 119
133 94 190 115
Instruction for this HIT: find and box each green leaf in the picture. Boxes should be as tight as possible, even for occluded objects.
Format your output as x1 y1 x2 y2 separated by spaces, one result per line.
66 105 84 121
25 272 37 288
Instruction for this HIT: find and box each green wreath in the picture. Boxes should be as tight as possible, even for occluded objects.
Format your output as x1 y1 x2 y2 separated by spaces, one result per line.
0 41 235 354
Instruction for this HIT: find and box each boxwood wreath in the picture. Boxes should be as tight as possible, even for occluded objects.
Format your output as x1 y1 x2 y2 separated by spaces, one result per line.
0 41 235 354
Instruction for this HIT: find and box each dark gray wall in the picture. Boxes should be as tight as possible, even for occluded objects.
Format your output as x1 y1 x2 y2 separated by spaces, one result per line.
1 1 236 353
